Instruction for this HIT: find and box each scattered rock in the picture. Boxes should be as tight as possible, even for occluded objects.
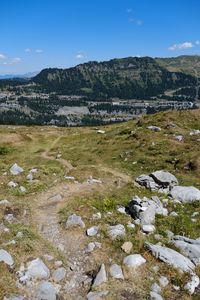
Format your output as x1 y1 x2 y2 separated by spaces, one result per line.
174 135 184 142
54 260 62 268
151 283 161 294
117 206 126 214
0 199 10 205
64 176 75 180
121 241 133 254
87 226 99 237
107 224 126 240
184 274 200 295
48 193 62 202
87 291 108 300
147 126 161 132
0 249 14 267
52 267 66 282
10 163 24 175
92 212 102 220
151 170 178 187
150 291 163 300
4 296 24 300
93 264 107 287
159 276 169 287
26 258 50 279
169 211 178 217
65 214 85 229
109 264 124 279
127 222 135 230
8 181 18 188
87 176 102 184
97 130 105 134
145 242 195 273
172 235 200 265
36 281 57 300
190 129 200 136
86 242 102 252
19 186 26 193
169 186 200 203
26 173 33 181
142 224 155 234
123 254 146 268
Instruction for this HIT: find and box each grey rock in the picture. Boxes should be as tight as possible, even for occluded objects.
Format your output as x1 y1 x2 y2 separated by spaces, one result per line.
135 175 159 191
145 242 195 273
26 173 33 181
0 249 14 267
184 274 200 295
169 186 200 203
109 264 124 279
10 163 24 175
151 283 161 294
142 224 155 234
107 224 125 240
172 235 200 265
19 186 26 193
92 212 102 220
150 170 178 187
140 206 156 226
147 126 161 132
65 214 85 229
4 296 24 300
87 291 108 300
8 181 18 188
123 254 146 268
36 281 57 300
52 267 66 282
159 276 169 287
174 135 184 142
0 199 10 205
26 258 50 279
170 211 178 217
93 264 107 287
87 226 98 236
48 193 62 202
150 292 163 300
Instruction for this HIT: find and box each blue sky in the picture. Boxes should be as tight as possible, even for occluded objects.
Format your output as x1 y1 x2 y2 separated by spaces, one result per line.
0 0 200 74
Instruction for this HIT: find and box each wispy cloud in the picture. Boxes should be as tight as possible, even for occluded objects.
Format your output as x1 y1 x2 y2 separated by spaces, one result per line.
75 52 87 59
24 48 31 53
127 8 132 13
168 42 194 51
196 40 200 45
127 9 143 26
0 54 6 60
35 49 43 53
10 57 22 64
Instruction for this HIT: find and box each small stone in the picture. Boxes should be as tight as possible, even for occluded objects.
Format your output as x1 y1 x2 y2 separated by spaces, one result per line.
26 258 50 279
123 254 146 268
54 260 62 268
36 281 57 300
10 163 24 175
151 283 161 294
52 267 66 282
150 291 163 300
0 199 10 205
117 206 126 214
142 224 155 234
109 264 124 280
87 226 98 236
170 211 178 217
16 232 23 239
92 212 102 220
0 249 14 267
107 224 125 240
4 296 24 300
121 241 133 254
19 186 26 193
87 291 108 300
26 173 33 181
184 275 200 295
65 214 85 229
8 181 18 188
127 222 135 230
159 276 169 287
93 264 107 287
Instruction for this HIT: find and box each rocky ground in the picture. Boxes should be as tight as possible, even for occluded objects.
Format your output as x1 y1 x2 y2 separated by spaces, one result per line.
0 109 200 299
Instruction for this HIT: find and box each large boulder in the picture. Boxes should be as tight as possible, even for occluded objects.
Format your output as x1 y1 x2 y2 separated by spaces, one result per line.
169 186 200 203
145 242 195 273
0 249 14 267
172 236 200 265
135 175 159 191
26 258 50 279
150 170 178 187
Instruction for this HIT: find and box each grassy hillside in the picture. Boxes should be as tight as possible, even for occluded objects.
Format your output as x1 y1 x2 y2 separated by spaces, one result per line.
0 109 200 299
156 55 200 77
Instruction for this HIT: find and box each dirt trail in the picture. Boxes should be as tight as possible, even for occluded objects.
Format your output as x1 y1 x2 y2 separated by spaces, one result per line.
33 136 133 299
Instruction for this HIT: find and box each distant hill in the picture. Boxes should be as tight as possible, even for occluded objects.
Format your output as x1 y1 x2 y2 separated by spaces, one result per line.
0 71 39 80
155 55 200 77
33 56 196 100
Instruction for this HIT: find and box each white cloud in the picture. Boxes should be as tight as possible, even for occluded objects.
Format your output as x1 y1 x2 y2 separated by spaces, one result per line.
75 52 87 59
136 20 143 26
10 57 21 64
196 40 200 45
0 54 6 60
25 48 31 53
168 42 194 51
128 18 143 26
35 49 43 53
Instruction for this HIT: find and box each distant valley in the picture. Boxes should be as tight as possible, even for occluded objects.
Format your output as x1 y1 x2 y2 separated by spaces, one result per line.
0 55 200 126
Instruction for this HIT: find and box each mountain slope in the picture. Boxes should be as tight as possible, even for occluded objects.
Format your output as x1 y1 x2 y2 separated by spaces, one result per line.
33 56 196 99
